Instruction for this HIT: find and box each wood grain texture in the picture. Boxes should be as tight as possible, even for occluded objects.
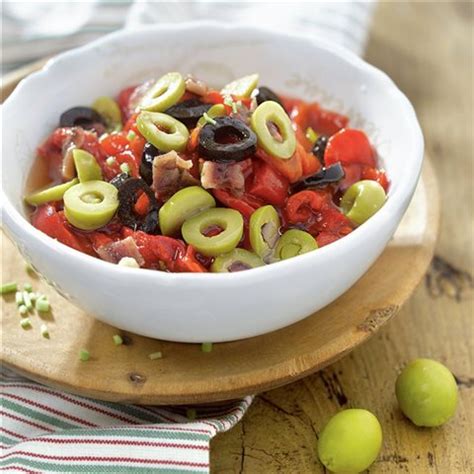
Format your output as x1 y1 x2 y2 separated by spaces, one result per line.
211 2 473 472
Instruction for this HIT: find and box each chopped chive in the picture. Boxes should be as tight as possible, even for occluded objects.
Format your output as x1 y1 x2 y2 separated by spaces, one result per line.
202 112 217 125
40 324 50 339
15 291 24 306
305 126 318 145
120 163 130 174
18 305 28 316
223 96 233 107
126 130 137 141
106 156 116 166
24 282 33 292
201 342 213 353
23 291 33 310
148 351 163 360
186 408 197 420
1 282 18 294
35 297 50 313
231 101 238 114
79 349 90 361
113 334 123 346
20 317 31 329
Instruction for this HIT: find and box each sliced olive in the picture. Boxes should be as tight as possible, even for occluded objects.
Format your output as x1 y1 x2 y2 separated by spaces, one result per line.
221 74 259 98
63 181 118 230
139 72 185 112
292 163 345 192
197 104 226 127
249 205 281 262
340 180 386 226
250 101 296 160
275 229 318 260
181 208 243 257
110 172 130 189
136 111 189 152
91 96 122 131
165 99 212 127
117 178 160 233
159 186 216 236
198 116 257 162
255 86 282 106
312 135 329 165
140 142 164 185
211 248 264 273
24 178 79 206
59 106 105 130
73 149 102 182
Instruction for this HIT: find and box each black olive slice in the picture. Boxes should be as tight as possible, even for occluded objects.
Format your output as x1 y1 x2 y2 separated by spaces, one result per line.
255 86 283 106
110 173 130 189
292 163 345 192
140 142 165 185
198 116 257 162
164 99 212 127
312 135 329 165
59 106 105 130
117 178 160 234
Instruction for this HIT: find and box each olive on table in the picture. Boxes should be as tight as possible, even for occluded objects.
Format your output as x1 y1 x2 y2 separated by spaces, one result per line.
63 180 119 230
159 186 216 236
197 104 226 127
395 358 458 427
136 111 189 152
140 142 164 185
249 205 281 262
250 101 296 160
59 106 105 130
116 178 160 234
275 229 318 260
181 208 243 257
211 248 264 273
73 149 102 182
340 180 386 226
24 178 79 206
198 116 257 162
164 99 212 127
139 72 185 112
221 73 259 98
255 86 283 106
312 135 329 165
91 96 122 131
317 409 383 473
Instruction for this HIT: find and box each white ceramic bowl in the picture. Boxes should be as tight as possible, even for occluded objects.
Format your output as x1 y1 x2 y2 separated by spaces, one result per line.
1 23 423 342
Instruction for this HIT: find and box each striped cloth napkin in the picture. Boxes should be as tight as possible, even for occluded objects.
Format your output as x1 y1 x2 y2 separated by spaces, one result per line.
1 2 375 472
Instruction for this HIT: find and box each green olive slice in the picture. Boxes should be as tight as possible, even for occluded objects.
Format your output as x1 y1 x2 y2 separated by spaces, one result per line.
91 96 122 131
249 205 281 262
181 208 243 257
63 180 118 230
73 149 102 182
197 104 226 127
221 74 259 98
137 111 189 152
140 72 185 112
159 186 216 236
250 100 296 159
340 180 386 226
275 229 318 260
24 178 79 206
211 248 264 273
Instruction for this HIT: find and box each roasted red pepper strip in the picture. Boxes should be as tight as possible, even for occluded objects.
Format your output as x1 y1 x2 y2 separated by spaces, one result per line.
256 147 303 183
308 104 349 136
117 85 138 122
31 205 94 255
247 161 289 207
324 128 376 167
100 133 129 156
213 189 263 220
361 166 390 192
175 245 207 273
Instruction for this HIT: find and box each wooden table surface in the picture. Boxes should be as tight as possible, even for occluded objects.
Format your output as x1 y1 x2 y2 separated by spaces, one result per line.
211 2 473 472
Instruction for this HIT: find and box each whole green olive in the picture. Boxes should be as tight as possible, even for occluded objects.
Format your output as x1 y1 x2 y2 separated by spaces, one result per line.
317 409 383 473
340 180 386 226
395 358 458 427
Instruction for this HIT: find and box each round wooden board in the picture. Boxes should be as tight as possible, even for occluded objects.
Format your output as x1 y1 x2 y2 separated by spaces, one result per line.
1 158 439 405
